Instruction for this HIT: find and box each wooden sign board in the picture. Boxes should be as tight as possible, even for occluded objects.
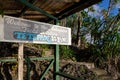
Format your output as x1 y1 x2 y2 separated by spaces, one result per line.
0 16 71 45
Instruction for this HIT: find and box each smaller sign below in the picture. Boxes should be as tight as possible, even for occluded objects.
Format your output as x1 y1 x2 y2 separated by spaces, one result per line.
0 16 71 45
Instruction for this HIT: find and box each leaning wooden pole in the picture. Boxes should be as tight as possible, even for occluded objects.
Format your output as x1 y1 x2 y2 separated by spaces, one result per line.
18 43 24 80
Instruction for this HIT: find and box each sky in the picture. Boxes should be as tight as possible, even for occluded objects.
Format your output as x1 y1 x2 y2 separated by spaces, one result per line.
99 0 120 15
86 0 120 17
99 0 109 9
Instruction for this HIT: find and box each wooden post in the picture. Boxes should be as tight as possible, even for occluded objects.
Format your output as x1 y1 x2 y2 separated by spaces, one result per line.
18 43 24 80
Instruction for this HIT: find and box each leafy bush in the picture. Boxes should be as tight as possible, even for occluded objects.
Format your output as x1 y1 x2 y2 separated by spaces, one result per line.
60 46 76 61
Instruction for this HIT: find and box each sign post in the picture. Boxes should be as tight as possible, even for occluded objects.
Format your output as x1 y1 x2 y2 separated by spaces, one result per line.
54 20 60 80
18 43 24 80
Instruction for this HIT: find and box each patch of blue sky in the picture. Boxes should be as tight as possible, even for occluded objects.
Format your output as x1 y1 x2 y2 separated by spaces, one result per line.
85 0 120 17
84 5 102 17
99 0 109 10
111 4 120 16
99 0 120 15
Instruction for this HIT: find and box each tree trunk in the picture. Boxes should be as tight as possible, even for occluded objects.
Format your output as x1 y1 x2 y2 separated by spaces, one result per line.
76 12 82 47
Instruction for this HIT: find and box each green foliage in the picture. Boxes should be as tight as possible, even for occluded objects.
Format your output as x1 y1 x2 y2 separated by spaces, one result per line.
59 7 120 64
60 46 76 61
32 44 53 50
38 44 50 50
12 63 18 71
89 12 120 66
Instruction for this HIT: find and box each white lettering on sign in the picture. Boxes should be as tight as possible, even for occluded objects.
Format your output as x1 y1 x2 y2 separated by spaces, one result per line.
5 17 31 27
